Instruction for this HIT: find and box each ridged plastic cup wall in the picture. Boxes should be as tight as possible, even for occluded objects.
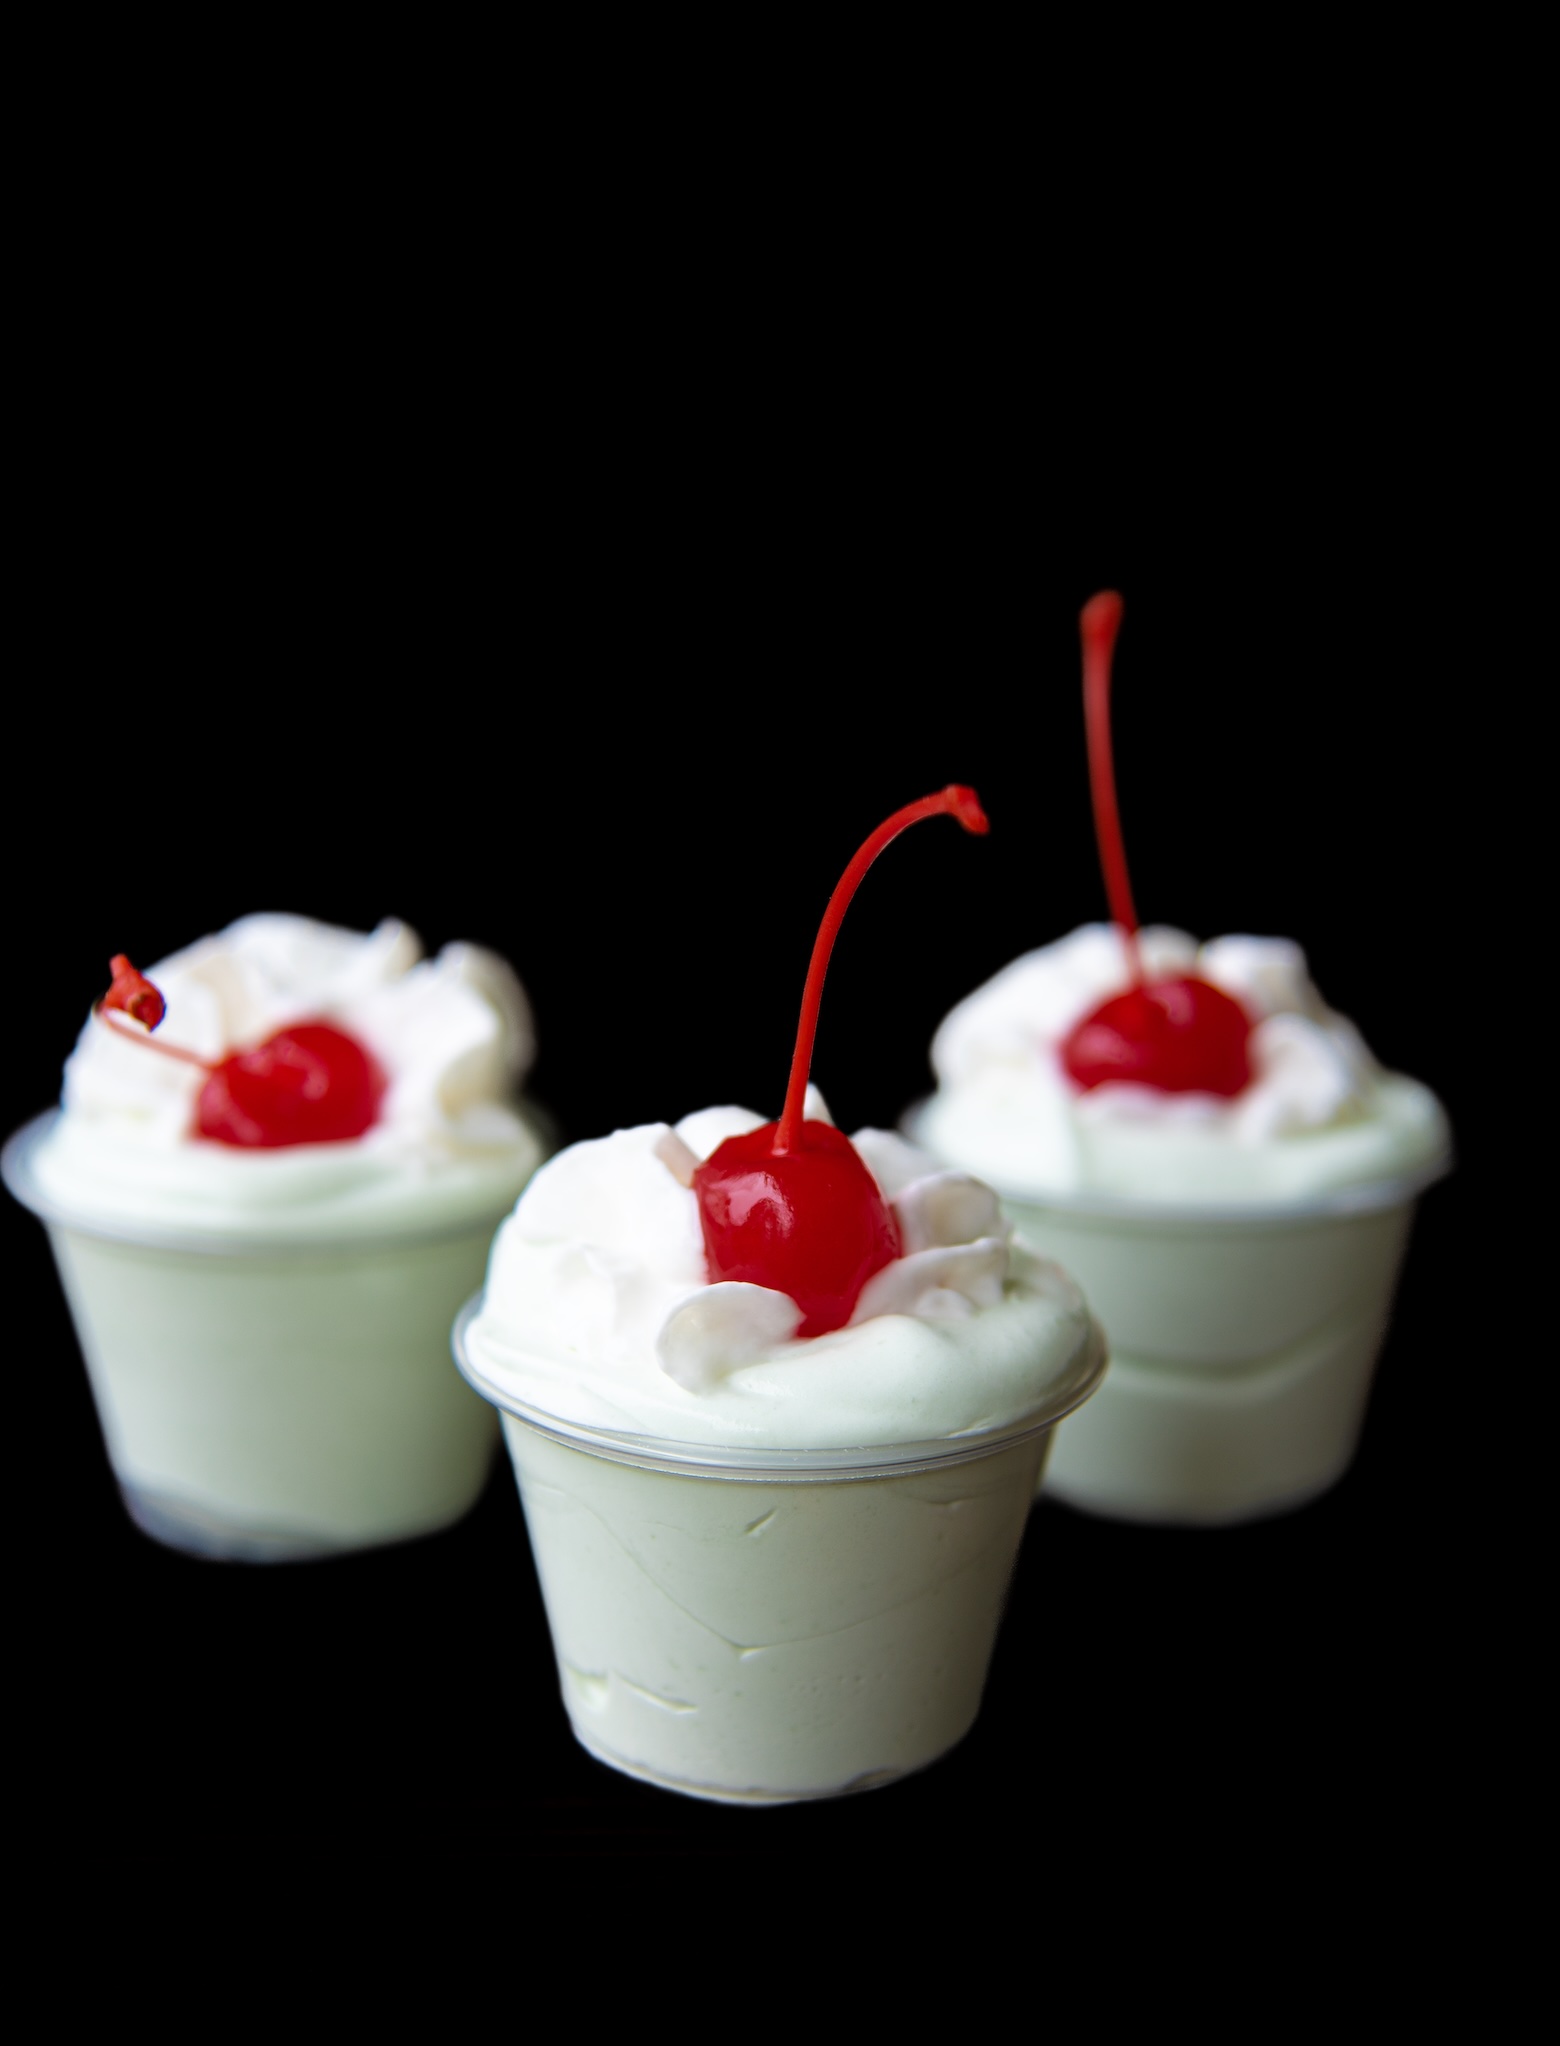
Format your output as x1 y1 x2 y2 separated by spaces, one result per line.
455 1297 1106 1803
5 1112 511 1561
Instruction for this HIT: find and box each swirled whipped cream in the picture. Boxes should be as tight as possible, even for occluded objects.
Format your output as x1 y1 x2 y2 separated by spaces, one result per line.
29 914 546 1239
463 1091 1095 1449
915 925 1450 1205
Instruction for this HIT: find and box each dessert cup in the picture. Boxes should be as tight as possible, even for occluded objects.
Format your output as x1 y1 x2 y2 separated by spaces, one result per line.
906 1104 1448 1525
6 1110 510 1561
455 1296 1106 1804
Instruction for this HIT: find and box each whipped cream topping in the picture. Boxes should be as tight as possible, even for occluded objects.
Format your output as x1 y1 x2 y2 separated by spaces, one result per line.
29 914 545 1239
464 1091 1095 1449
916 924 1450 1205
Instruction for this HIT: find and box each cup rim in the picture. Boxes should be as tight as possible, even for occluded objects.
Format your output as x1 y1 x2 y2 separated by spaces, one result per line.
451 1293 1109 1482
899 1098 1453 1229
3 1109 525 1258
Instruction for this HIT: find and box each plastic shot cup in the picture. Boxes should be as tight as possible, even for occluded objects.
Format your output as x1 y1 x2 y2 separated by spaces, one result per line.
5 1111 508 1562
991 1157 1450 1526
454 1297 1106 1805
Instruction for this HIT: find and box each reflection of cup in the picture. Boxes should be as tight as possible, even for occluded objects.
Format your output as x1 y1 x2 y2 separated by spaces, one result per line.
988 1161 1448 1525
5 1112 509 1561
454 1298 1105 1805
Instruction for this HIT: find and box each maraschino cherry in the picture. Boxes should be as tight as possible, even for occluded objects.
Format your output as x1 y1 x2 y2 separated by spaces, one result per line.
97 953 387 1147
1059 593 1253 1097
691 786 990 1338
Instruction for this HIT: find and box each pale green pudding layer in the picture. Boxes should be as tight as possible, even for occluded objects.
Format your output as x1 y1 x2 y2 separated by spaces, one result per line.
50 1222 502 1552
504 1418 1050 1803
458 1101 1104 1801
14 913 547 1555
914 925 1452 1524
996 1192 1417 1524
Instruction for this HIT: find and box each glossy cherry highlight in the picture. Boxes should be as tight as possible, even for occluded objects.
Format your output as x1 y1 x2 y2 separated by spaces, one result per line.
194 1024 387 1147
693 786 989 1338
693 1120 902 1339
93 956 387 1148
1062 977 1252 1096
1060 595 1254 1098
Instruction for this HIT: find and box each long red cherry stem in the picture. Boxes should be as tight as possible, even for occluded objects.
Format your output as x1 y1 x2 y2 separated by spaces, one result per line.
774 785 989 1154
1080 590 1144 989
95 956 210 1068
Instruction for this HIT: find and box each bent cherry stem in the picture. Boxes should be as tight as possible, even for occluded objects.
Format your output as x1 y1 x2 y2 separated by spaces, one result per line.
96 956 209 1067
693 784 989 1337
92 953 387 1147
775 784 990 1153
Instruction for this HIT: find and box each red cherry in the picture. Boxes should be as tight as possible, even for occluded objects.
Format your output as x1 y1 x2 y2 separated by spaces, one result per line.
693 785 989 1337
1059 592 1255 1098
195 1022 387 1148
1061 977 1252 1096
93 956 389 1148
693 1120 901 1339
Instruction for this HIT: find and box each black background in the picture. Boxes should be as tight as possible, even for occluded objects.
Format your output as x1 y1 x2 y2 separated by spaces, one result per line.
4 319 1502 1880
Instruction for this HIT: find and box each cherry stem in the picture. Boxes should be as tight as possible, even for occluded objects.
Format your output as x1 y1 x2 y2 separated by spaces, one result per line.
1080 590 1143 988
94 1007 211 1066
94 955 211 1069
774 785 990 1154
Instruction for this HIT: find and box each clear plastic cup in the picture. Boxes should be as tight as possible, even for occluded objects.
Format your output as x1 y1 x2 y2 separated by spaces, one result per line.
5 1111 514 1561
979 1157 1449 1525
453 1297 1106 1805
